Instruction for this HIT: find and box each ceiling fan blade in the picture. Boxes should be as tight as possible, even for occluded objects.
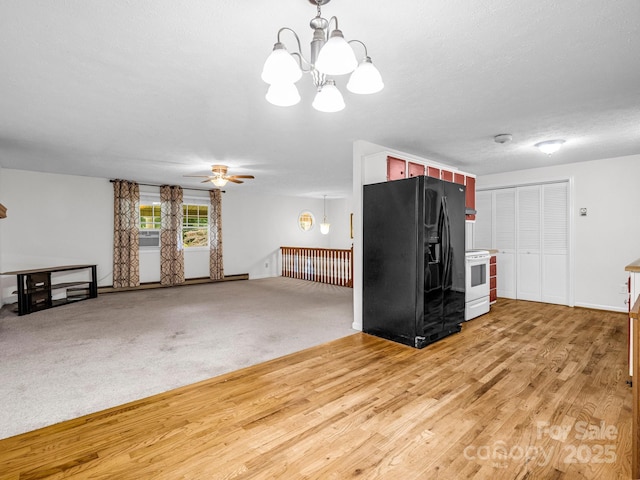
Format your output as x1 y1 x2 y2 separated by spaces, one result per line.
226 178 244 184
201 179 213 183
228 175 255 179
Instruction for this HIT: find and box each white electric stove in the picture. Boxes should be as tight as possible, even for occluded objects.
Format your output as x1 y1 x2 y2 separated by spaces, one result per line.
465 250 491 320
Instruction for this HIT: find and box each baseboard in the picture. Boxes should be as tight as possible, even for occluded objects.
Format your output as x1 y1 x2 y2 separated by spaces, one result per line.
574 302 627 313
98 274 249 294
495 296 626 314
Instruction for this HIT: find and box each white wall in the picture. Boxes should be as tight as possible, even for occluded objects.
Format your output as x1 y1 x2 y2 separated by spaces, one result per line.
221 192 351 279
326 197 354 250
0 166 4 307
0 168 353 303
0 169 113 302
476 154 640 312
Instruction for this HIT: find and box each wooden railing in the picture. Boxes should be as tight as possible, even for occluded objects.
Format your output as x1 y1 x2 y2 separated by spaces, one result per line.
280 246 353 288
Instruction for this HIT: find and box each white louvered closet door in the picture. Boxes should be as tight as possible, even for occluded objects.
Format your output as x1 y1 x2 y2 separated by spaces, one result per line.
542 182 569 304
495 188 516 299
473 181 569 305
473 191 492 249
517 186 542 301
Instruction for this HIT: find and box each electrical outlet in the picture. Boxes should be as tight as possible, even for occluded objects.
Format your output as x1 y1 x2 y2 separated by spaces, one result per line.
619 283 628 294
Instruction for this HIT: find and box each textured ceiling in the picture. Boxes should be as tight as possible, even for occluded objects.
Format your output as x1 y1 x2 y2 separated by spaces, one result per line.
0 0 639 197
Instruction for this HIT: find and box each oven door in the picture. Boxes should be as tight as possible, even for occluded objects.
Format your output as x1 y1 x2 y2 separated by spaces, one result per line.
466 256 490 302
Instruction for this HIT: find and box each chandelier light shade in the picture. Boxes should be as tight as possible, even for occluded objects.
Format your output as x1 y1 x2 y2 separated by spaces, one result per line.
261 43 303 85
314 30 358 75
535 139 566 155
262 0 383 112
266 82 301 107
347 56 384 94
312 80 345 112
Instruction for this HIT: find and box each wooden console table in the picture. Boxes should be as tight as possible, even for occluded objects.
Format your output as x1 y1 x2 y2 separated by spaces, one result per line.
1 265 98 316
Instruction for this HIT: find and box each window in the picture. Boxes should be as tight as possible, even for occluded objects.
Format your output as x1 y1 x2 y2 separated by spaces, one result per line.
182 204 209 247
139 202 161 248
138 199 209 249
139 203 161 230
298 211 315 231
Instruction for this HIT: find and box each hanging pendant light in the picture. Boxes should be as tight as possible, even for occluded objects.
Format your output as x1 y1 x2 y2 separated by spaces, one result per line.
261 0 383 112
320 195 330 234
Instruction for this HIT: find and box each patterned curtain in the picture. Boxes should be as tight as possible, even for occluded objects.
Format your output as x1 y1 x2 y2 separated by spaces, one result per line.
112 180 140 288
209 189 224 280
160 185 185 286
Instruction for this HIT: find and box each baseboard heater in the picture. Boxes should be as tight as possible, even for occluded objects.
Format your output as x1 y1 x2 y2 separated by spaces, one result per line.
100 274 249 294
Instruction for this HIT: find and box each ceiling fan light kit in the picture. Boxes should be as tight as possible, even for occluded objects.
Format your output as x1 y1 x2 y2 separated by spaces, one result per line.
212 176 228 187
184 164 255 187
262 0 384 112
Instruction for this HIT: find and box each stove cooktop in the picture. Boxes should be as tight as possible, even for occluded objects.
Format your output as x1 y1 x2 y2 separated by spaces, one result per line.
465 249 490 257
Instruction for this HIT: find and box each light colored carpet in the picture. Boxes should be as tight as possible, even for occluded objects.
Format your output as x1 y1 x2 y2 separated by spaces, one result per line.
0 277 355 439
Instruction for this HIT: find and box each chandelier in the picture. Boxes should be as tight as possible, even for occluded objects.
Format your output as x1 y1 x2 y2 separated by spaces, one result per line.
261 0 384 113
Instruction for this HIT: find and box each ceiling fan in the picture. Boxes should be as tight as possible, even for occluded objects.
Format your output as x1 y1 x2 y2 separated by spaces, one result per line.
184 165 255 187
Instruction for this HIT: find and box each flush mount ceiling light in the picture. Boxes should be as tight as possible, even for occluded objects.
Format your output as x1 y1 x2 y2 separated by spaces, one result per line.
535 139 566 155
261 0 384 112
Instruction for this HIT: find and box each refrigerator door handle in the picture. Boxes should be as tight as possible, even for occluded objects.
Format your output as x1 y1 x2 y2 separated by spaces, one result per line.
440 196 450 289
442 196 451 288
438 196 446 267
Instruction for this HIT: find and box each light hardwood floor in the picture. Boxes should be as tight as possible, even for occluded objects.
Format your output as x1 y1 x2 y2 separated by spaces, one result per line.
0 299 632 479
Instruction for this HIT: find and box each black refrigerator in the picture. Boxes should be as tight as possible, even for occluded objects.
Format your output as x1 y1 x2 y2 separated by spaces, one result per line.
363 175 466 348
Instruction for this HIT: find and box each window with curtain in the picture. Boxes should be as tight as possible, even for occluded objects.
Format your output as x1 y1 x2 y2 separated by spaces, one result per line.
137 200 209 249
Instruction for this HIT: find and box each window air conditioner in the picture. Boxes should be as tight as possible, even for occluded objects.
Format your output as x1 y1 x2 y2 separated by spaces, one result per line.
139 230 160 248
